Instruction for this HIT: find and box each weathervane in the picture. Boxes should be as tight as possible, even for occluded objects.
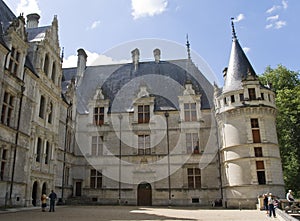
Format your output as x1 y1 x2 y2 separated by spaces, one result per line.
186 34 191 60
231 17 237 39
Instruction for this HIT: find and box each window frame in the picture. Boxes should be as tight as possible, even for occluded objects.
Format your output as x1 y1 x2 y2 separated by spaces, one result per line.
90 169 102 189
93 107 105 126
187 168 201 189
184 102 197 122
1 91 14 126
138 134 151 155
138 105 150 123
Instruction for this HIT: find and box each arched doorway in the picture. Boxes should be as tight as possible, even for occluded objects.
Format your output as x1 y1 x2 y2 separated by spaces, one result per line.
32 181 38 206
42 182 47 194
137 182 152 206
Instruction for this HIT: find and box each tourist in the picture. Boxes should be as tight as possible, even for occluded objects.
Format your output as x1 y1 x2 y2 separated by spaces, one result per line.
268 193 276 218
41 193 47 212
48 190 57 212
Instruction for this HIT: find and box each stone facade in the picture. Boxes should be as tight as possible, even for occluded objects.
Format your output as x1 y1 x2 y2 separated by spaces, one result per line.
0 1 285 209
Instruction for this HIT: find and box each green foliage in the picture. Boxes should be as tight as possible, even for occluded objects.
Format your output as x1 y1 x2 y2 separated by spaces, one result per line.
259 65 300 198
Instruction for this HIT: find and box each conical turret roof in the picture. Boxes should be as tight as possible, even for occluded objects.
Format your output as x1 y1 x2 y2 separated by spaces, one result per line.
223 20 257 93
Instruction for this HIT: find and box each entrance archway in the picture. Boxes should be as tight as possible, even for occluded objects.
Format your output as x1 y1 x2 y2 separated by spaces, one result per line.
137 182 152 206
32 181 38 206
42 182 47 194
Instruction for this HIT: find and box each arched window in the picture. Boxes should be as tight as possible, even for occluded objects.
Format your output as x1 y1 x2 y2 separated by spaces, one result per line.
43 54 49 75
51 62 56 83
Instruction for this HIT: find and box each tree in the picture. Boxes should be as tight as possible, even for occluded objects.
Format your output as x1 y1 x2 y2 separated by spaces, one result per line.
259 65 300 198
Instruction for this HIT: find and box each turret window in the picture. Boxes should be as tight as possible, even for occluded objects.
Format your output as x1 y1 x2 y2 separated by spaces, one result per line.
248 88 256 100
254 147 263 157
256 161 266 185
251 118 261 143
239 93 244 101
230 95 235 103
39 95 46 119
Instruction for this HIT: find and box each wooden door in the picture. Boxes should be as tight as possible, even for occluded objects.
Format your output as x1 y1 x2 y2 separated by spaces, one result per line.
137 183 152 206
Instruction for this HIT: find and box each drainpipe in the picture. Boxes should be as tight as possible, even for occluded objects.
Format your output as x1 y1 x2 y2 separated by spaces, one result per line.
164 111 171 205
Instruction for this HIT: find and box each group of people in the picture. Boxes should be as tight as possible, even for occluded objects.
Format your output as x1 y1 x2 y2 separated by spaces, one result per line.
40 190 57 212
263 189 296 218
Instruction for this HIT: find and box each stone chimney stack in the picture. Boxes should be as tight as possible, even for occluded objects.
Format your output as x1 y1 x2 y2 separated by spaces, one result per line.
153 48 160 63
26 13 40 28
76 48 87 81
131 48 140 70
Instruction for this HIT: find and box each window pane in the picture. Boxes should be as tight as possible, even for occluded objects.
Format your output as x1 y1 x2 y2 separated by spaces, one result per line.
256 161 265 169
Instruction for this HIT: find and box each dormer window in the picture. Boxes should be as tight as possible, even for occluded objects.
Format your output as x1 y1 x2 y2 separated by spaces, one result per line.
8 47 20 76
93 107 104 126
184 103 196 122
248 88 256 100
138 105 150 123
43 54 49 75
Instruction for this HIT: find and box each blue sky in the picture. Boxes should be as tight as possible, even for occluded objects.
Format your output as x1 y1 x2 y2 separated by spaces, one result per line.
5 0 300 85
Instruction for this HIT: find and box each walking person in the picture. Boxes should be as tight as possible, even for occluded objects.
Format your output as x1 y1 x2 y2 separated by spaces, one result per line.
41 193 47 212
48 190 57 212
263 193 269 214
268 193 276 218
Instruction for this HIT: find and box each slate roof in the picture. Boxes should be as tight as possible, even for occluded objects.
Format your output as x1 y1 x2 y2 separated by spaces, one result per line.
0 0 16 48
27 26 50 42
63 59 214 114
222 30 257 93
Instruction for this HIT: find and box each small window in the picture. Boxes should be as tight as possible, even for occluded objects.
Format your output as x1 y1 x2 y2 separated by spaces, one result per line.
184 103 197 121
36 138 42 162
138 105 150 123
0 148 8 180
239 93 244 101
39 96 46 119
138 135 151 155
90 169 102 189
1 92 14 126
256 161 265 169
261 93 264 100
251 119 259 128
248 88 256 100
8 47 20 76
230 95 235 103
254 147 263 157
43 54 49 75
192 198 199 203
223 98 227 105
187 168 201 189
51 62 56 83
93 107 104 126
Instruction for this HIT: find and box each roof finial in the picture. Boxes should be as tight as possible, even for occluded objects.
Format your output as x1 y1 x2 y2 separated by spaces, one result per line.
231 17 237 39
186 34 191 60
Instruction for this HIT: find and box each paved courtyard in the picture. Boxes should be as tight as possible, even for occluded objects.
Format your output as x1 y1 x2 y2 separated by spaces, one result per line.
0 206 287 221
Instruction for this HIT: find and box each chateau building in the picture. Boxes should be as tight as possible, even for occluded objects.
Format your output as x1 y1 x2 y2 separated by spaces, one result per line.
0 0 285 208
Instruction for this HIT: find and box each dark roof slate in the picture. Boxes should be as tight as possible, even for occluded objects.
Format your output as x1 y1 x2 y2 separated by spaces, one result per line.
63 59 214 114
223 37 257 93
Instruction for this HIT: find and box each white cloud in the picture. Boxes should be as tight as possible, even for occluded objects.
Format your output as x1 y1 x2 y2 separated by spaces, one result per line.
87 20 101 30
131 0 168 19
62 50 131 68
265 24 273 29
16 0 41 16
266 5 280 14
234 13 245 22
274 20 286 29
282 0 288 9
266 15 279 21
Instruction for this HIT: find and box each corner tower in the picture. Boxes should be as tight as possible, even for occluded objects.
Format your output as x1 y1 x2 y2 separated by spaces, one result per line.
214 19 285 208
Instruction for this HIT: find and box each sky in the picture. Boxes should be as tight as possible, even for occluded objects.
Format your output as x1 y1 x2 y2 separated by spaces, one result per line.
4 0 300 85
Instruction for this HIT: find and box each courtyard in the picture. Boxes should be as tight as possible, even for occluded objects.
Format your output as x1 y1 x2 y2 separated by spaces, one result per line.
0 206 286 221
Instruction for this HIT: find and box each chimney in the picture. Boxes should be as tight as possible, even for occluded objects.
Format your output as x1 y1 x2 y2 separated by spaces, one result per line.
153 48 160 63
26 13 40 28
76 48 87 80
131 48 139 70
